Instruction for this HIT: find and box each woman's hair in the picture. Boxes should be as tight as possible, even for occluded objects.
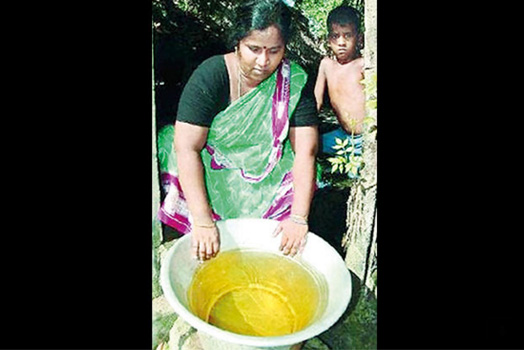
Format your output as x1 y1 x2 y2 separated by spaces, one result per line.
228 0 292 49
327 5 362 34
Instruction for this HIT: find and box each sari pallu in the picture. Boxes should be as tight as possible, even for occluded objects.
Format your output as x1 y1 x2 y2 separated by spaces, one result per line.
158 59 309 234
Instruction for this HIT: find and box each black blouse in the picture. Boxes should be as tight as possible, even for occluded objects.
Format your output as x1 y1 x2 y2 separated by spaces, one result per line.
176 55 319 127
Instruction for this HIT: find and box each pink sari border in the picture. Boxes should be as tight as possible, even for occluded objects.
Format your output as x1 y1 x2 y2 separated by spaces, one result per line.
158 172 221 233
262 171 294 221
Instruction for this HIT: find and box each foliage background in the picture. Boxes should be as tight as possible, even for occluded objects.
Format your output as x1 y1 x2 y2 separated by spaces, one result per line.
152 0 364 130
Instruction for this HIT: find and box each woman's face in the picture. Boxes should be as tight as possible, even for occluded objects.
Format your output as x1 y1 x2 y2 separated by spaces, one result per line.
237 25 285 84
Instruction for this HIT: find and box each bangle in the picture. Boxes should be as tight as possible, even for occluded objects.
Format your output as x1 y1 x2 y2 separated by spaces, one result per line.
289 214 308 225
290 213 308 221
193 222 216 229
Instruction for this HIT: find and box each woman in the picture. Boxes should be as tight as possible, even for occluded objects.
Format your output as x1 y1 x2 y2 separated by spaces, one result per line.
157 0 319 261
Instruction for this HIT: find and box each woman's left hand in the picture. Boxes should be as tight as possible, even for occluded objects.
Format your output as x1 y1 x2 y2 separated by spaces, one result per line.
273 219 308 257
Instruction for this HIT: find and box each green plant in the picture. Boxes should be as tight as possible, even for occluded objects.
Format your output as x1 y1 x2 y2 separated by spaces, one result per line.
327 136 363 177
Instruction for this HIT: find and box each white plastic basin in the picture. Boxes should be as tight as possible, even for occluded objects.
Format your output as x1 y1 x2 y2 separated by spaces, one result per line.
160 218 352 350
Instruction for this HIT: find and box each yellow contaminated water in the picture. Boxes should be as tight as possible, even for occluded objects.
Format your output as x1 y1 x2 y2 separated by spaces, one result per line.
188 249 327 337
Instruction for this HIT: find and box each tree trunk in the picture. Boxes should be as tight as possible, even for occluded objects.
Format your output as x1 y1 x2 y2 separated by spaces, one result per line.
344 0 377 296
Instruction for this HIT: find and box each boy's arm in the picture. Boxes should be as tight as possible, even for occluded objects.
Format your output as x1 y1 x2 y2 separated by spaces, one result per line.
314 59 327 111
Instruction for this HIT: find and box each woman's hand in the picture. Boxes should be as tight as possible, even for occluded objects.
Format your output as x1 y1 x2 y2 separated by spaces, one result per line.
282 125 317 258
191 225 220 261
273 219 308 257
175 122 220 261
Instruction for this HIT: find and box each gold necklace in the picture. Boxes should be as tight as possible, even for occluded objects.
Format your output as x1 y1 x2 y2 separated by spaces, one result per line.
235 47 246 100
237 64 243 100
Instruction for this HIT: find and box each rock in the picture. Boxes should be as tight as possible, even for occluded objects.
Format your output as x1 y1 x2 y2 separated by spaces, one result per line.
167 318 203 350
153 310 178 350
153 295 176 317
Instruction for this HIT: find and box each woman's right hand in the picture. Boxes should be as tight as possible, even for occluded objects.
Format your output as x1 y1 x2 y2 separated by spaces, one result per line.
174 122 220 261
191 225 220 261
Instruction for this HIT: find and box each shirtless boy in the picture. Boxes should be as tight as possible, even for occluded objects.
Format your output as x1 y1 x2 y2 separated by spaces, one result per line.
314 6 364 160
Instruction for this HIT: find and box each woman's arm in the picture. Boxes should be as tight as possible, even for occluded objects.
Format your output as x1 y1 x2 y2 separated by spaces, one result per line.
289 125 318 219
275 125 318 256
174 121 220 260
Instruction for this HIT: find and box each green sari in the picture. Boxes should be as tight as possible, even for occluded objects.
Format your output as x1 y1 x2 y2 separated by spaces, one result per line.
158 59 308 234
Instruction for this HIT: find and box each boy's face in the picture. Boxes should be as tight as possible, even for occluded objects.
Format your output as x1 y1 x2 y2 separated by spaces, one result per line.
328 23 360 63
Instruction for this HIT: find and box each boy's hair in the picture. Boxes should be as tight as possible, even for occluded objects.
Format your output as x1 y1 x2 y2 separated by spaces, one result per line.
228 0 292 49
327 5 361 34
